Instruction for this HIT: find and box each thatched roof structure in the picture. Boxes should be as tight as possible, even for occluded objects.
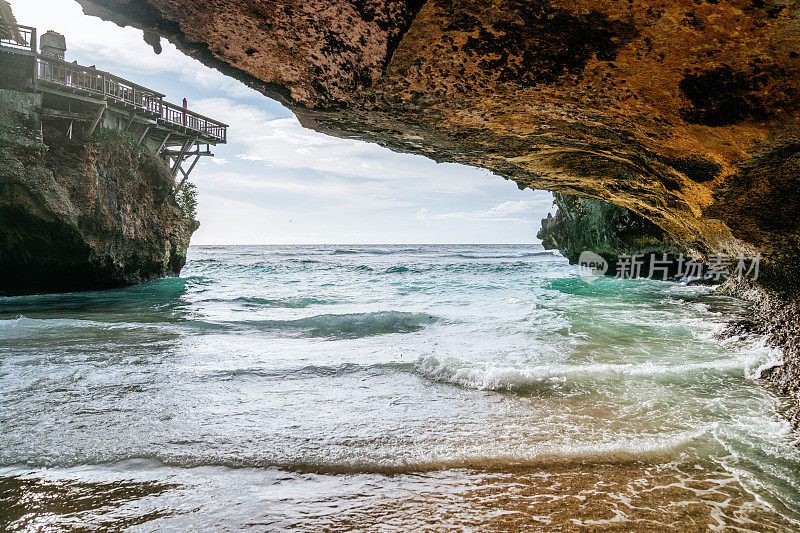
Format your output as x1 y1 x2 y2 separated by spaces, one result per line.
0 0 24 44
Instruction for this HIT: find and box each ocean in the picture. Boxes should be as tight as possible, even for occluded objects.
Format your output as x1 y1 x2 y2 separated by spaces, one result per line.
1 244 799 530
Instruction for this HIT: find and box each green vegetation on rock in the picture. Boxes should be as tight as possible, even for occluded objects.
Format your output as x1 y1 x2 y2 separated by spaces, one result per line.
176 181 198 220
92 127 140 152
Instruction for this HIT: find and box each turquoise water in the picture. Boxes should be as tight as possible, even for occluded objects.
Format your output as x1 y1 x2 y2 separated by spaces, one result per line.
1 244 799 530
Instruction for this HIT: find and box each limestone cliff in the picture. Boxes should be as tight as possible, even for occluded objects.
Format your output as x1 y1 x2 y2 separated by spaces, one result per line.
0 122 197 296
720 278 800 430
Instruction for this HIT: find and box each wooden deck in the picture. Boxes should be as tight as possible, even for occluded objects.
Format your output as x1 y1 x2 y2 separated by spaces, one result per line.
1 21 227 185
37 56 227 143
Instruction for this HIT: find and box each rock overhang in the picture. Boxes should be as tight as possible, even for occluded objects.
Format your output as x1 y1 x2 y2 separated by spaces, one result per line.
72 0 800 293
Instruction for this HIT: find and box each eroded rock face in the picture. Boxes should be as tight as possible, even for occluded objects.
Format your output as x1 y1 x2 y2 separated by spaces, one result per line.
0 129 196 295
538 193 687 278
75 0 800 293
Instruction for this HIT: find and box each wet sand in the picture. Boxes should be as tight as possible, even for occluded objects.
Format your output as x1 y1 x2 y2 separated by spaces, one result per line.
2 460 798 531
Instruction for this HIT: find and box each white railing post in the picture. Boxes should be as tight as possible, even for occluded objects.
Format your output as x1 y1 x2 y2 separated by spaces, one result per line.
31 27 38 88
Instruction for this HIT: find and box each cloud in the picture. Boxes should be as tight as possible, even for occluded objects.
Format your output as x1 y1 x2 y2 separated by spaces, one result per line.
436 195 554 222
477 200 549 217
236 154 267 162
9 0 260 101
190 169 414 211
15 0 555 244
193 97 496 193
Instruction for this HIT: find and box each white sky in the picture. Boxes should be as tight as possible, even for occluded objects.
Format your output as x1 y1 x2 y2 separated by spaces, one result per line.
10 0 555 244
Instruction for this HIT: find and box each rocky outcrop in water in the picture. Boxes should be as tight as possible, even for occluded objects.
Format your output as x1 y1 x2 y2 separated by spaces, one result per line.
0 1 196 295
538 193 687 278
0 117 196 296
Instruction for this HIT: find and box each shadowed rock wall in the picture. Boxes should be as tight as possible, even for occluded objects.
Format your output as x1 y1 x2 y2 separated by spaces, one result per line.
538 193 687 278
0 123 196 295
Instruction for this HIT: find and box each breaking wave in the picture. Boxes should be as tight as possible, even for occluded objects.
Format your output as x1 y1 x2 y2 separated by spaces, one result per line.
455 251 559 259
414 348 778 394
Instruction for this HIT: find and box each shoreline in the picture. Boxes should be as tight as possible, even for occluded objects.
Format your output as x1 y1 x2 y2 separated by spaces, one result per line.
719 278 800 431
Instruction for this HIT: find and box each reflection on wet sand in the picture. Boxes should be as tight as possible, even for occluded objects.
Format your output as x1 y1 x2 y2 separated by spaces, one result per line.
312 463 798 531
0 475 178 531
2 461 797 531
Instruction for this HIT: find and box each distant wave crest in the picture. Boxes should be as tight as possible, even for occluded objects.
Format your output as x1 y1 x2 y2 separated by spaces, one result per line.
455 251 558 259
201 296 330 308
240 311 438 339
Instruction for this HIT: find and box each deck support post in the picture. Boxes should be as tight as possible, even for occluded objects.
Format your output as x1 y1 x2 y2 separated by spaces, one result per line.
124 109 140 133
136 125 151 148
175 153 202 193
171 137 197 179
156 131 171 156
86 102 107 139
32 27 38 90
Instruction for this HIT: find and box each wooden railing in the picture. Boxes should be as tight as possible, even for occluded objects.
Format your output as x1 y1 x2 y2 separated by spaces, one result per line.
0 22 35 54
36 56 227 142
162 100 227 142
38 56 164 114
2 19 228 143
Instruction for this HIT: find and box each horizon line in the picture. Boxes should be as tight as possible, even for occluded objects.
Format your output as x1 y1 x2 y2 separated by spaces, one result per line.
190 242 544 246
